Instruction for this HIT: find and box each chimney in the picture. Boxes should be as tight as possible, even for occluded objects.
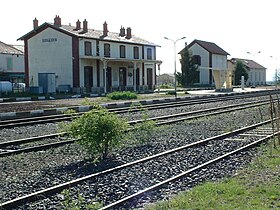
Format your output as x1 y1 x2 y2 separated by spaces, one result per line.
83 19 88 32
54 15 61 27
126 27 132 39
119 26 125 37
75 19 81 30
103 21 108 36
33 18 38 30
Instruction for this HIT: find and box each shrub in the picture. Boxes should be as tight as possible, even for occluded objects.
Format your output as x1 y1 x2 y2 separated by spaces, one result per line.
127 103 156 144
160 84 173 89
64 105 128 160
166 90 176 95
106 91 138 100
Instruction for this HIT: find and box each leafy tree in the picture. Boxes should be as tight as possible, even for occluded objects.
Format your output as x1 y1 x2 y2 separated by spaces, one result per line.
178 45 199 87
234 60 248 85
65 104 128 160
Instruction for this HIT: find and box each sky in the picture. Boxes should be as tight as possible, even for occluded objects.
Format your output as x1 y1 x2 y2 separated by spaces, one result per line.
2 0 279 81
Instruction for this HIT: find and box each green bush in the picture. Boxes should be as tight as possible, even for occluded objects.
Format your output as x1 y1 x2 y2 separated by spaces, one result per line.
106 91 138 100
160 84 173 89
127 103 156 144
65 106 128 160
166 90 176 95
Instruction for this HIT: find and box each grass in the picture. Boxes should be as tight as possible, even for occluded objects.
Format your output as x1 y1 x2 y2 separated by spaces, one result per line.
146 141 280 210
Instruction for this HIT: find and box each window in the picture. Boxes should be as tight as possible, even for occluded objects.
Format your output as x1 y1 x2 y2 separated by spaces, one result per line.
104 43 110 57
96 40 100 56
84 41 92 56
192 55 201 66
120 45 126 58
134 47 139 59
6 57 13 70
147 48 152 60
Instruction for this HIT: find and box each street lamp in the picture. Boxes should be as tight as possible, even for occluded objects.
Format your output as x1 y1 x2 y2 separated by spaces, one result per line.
247 51 261 56
164 36 186 98
270 56 279 88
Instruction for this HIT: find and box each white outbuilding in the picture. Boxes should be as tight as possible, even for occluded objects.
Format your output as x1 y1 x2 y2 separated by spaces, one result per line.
179 39 232 90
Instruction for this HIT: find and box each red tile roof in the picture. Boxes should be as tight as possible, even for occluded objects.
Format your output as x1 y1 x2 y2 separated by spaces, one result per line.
18 22 159 47
179 39 230 55
230 58 266 69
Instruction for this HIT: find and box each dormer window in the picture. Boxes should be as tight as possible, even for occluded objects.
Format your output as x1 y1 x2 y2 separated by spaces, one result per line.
120 45 126 58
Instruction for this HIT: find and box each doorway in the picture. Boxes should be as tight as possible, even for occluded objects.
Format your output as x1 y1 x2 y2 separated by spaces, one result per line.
106 67 112 92
84 66 93 93
147 68 153 89
119 67 127 91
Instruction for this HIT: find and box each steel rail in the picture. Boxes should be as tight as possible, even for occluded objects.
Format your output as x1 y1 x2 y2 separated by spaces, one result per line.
0 132 66 148
0 100 270 157
101 130 277 209
0 119 274 209
0 90 278 127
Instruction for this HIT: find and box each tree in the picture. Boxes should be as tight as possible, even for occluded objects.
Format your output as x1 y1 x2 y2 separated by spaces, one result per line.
65 105 128 160
178 44 199 87
234 60 248 85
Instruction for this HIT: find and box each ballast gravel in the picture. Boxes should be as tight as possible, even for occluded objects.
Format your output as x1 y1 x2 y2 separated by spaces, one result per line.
0 96 274 209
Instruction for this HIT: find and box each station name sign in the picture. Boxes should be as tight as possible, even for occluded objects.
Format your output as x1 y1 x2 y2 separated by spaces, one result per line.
42 38 57 43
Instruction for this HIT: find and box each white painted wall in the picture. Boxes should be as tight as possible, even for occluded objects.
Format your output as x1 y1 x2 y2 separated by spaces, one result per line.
212 54 227 70
247 68 266 85
143 46 155 60
28 27 72 87
0 53 24 72
189 43 209 84
98 41 146 60
79 39 97 56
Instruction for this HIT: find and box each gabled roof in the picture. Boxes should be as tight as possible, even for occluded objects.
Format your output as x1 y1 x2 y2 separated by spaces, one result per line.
180 39 230 55
18 22 159 47
0 41 23 55
230 58 266 69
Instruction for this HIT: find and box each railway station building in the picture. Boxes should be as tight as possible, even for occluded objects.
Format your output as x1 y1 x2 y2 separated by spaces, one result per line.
228 58 266 86
18 16 162 94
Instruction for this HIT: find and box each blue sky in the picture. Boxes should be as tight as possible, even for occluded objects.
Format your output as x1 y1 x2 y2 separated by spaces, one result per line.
2 0 279 80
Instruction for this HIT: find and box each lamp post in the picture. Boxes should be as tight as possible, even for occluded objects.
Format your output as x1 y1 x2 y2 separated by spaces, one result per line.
164 36 186 98
247 51 261 87
270 56 279 89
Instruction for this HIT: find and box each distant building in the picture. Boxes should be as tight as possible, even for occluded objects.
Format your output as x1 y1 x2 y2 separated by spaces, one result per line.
0 41 24 83
228 58 266 86
179 39 230 86
18 16 162 94
157 73 174 86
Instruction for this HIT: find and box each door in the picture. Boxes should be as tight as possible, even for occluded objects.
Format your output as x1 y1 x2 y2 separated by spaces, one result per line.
38 73 56 93
84 66 93 93
147 68 153 89
119 67 127 91
136 68 140 88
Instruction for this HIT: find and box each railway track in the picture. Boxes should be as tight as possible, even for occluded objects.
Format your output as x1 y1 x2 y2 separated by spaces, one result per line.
0 118 277 209
0 90 278 127
0 99 270 157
